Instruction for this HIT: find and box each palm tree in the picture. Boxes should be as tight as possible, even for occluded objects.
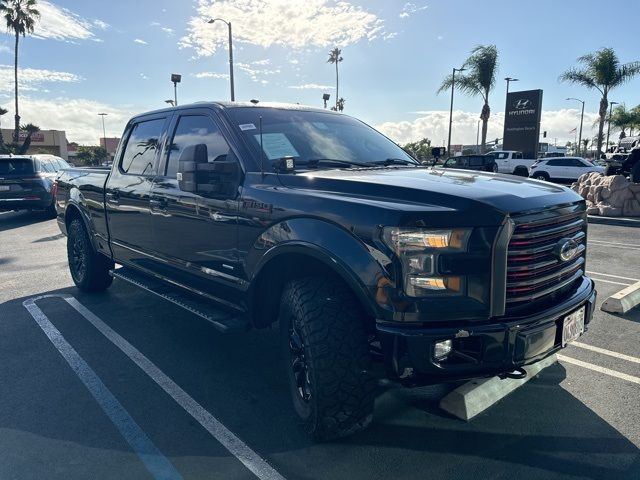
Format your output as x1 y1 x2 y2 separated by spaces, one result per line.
17 121 38 153
0 0 40 143
437 45 498 153
0 106 7 151
327 48 343 110
560 48 640 155
609 104 633 139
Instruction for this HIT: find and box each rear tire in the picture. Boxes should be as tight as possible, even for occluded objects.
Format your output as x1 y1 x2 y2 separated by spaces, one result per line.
492 163 499 173
532 172 549 181
279 276 376 441
631 161 640 183
45 198 57 219
513 166 529 177
67 218 114 292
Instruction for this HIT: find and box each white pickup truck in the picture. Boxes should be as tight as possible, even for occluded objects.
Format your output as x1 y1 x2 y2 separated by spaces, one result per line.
486 151 536 176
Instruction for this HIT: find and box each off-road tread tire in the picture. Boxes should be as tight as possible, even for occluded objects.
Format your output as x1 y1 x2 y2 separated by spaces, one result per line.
67 219 114 292
280 276 376 441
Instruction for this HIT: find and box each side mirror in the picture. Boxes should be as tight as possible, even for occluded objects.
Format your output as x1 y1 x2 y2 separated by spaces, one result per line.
177 144 240 196
178 144 208 192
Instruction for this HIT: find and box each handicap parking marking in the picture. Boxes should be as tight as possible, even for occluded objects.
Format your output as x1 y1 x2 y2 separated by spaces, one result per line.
558 354 640 385
23 295 183 480
26 294 286 480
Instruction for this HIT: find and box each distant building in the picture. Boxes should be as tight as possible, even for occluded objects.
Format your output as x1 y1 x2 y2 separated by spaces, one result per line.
1 128 69 159
100 137 121 159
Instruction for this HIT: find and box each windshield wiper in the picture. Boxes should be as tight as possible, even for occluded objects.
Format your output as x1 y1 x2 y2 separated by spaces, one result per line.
296 158 372 169
371 158 420 166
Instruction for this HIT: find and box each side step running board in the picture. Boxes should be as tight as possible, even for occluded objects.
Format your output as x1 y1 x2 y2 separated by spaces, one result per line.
110 267 247 333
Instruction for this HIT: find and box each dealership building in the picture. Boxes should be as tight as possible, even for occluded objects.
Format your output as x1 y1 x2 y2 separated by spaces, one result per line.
1 129 69 159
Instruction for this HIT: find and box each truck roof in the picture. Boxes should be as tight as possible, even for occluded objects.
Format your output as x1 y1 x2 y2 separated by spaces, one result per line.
133 101 336 120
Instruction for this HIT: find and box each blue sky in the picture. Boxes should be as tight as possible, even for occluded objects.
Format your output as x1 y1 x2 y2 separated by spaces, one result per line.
1 0 639 146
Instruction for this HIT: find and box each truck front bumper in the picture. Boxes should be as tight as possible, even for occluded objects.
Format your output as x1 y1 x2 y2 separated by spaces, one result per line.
376 277 596 385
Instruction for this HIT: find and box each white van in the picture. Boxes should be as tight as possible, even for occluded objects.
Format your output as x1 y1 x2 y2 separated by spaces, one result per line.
486 151 536 176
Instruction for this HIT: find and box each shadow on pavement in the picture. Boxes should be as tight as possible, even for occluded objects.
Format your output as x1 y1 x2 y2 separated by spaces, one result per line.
1 283 638 480
0 210 54 233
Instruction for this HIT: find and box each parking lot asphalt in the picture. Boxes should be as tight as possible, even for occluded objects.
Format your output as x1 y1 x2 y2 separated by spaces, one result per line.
0 209 639 480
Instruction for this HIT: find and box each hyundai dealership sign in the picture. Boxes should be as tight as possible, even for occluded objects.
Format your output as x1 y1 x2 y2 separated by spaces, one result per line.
503 89 543 159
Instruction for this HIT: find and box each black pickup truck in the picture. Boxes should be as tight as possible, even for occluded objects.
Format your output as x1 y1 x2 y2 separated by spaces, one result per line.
55 102 596 440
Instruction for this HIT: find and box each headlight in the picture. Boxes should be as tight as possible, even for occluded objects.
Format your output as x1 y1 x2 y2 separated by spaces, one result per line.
382 227 472 297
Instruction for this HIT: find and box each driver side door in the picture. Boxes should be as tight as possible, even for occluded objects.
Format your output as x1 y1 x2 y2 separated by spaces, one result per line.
149 110 244 303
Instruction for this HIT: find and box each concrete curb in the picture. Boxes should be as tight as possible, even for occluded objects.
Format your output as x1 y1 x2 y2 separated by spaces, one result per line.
439 354 557 421
587 215 640 227
601 281 640 314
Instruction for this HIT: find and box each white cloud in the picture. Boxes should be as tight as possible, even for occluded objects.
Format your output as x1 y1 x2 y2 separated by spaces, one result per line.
93 19 110 30
140 73 148 80
192 72 230 79
181 0 385 56
0 65 81 93
1 97 133 144
33 1 102 41
236 61 280 83
0 43 11 54
134 38 148 45
399 2 428 18
376 109 600 146
288 83 334 90
161 27 175 36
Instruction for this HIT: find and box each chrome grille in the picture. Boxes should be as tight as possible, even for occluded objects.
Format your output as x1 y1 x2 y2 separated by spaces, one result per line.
506 203 587 306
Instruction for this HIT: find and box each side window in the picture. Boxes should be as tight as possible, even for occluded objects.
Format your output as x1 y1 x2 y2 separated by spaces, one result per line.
547 159 560 166
40 160 53 172
165 115 231 178
120 118 165 176
570 159 585 167
515 152 523 159
469 156 483 167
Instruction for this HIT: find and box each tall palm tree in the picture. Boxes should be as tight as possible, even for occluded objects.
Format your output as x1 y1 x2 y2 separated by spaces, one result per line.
327 48 343 110
0 106 7 152
560 48 640 155
0 0 40 142
609 104 633 139
437 45 498 153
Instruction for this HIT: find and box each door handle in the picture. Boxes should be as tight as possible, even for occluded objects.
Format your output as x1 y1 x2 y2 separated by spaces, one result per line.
106 191 119 203
150 198 168 208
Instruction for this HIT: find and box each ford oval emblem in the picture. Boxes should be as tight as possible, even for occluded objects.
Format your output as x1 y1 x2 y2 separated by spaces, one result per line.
556 238 578 262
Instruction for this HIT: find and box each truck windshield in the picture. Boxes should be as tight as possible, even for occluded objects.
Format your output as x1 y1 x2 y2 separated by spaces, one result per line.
0 158 34 175
226 107 417 168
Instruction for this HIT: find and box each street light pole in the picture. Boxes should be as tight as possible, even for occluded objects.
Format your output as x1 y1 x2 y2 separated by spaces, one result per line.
566 97 585 156
606 101 618 153
476 120 480 153
98 113 107 152
504 77 519 96
447 67 465 156
208 18 235 101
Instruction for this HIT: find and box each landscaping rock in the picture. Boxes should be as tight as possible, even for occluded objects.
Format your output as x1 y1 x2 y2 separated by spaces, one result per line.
571 173 640 217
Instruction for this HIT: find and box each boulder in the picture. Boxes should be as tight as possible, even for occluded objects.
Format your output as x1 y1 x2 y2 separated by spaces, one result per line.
572 173 640 217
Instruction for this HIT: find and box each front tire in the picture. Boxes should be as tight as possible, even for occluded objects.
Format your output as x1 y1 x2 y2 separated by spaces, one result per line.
279 276 376 441
67 218 114 292
533 172 549 181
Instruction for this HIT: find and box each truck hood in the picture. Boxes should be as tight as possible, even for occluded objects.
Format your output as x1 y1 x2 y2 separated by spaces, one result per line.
278 167 582 218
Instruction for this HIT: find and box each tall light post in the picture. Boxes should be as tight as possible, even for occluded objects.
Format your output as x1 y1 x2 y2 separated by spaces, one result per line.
447 67 465 156
566 97 585 156
208 18 235 102
98 113 107 152
504 77 519 96
606 101 618 153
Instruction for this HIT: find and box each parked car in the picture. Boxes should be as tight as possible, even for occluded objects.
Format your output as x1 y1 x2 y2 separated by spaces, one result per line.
55 102 596 440
486 150 535 176
0 154 71 218
441 155 498 172
529 157 605 182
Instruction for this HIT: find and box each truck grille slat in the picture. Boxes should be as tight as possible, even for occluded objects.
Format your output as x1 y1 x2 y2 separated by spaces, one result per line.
506 203 587 307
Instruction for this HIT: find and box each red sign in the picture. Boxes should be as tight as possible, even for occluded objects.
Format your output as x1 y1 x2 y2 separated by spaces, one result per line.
18 131 45 142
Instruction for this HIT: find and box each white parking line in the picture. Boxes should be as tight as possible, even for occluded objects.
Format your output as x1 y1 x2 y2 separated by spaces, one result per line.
23 296 182 480
586 271 640 282
557 354 640 385
590 277 632 286
571 342 640 365
64 296 286 480
589 240 640 251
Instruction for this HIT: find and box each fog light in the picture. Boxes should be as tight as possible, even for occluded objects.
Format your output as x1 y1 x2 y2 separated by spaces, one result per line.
434 339 453 361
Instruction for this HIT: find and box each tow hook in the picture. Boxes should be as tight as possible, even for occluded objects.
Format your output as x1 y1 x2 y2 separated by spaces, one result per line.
499 367 527 380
